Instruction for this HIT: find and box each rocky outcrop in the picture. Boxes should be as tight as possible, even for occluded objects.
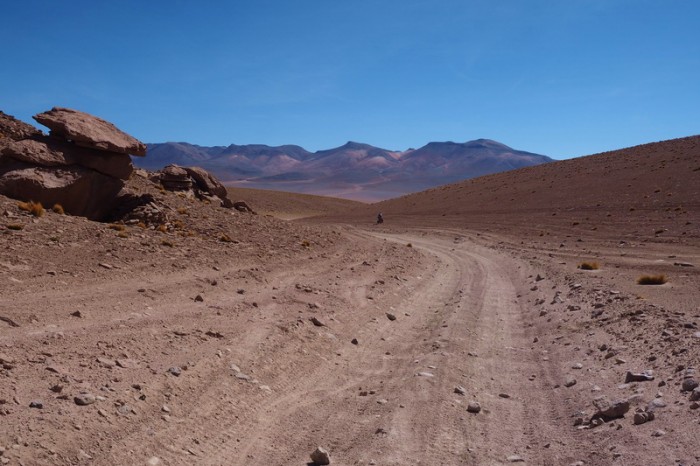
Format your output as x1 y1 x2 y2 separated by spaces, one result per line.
158 165 193 191
0 157 124 220
0 111 42 141
2 137 133 180
0 108 144 220
155 164 237 209
33 107 146 156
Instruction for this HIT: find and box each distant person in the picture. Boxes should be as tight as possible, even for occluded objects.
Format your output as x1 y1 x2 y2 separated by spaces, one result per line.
377 212 384 224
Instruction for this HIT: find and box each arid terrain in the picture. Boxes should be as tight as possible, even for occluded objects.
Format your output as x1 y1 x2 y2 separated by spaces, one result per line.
1 135 699 466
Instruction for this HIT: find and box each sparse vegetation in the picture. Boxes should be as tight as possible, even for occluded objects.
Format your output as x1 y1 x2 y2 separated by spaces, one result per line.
6 224 24 230
52 204 65 215
117 231 128 238
301 240 310 248
108 223 126 231
578 261 599 270
161 239 174 247
18 200 44 217
177 207 189 215
637 274 667 285
157 224 168 233
220 233 234 243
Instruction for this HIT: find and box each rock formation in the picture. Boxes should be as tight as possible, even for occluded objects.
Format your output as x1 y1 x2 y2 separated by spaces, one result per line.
33 107 146 156
153 164 237 209
0 107 143 220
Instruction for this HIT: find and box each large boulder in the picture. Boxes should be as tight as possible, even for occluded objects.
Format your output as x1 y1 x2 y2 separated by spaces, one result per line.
0 157 124 220
183 166 227 199
159 165 193 191
33 107 146 156
1 137 133 180
0 111 42 141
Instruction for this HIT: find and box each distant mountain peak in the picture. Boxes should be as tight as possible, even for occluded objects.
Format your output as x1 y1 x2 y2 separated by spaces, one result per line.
139 139 552 201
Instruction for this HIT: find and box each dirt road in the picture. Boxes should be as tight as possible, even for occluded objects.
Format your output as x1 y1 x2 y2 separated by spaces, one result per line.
4 223 698 465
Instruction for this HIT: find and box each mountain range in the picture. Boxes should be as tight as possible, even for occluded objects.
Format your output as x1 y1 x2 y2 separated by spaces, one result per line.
139 139 553 201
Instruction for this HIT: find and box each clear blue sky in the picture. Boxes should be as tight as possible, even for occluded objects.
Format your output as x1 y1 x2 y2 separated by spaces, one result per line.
2 0 699 159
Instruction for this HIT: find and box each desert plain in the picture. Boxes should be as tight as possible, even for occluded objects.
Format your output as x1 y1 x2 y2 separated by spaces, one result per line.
1 135 699 465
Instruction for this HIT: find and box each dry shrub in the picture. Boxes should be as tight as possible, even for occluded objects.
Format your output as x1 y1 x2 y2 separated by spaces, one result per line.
156 224 168 233
177 207 189 215
18 201 44 217
161 239 174 247
117 231 128 238
301 240 310 248
52 204 65 215
172 219 185 230
7 223 23 230
578 261 599 270
637 274 667 285
220 233 234 243
108 223 126 231
136 222 147 229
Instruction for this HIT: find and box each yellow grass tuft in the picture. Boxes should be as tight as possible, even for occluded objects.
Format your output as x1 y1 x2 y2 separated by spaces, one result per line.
18 201 44 217
6 223 24 231
52 204 65 215
156 224 168 233
637 274 667 285
108 223 126 231
578 261 599 270
117 231 128 238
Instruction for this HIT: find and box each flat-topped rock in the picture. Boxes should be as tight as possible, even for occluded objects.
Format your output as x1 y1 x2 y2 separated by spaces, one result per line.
33 107 146 156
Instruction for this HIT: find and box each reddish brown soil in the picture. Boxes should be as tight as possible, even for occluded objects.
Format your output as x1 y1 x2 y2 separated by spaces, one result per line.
1 136 699 465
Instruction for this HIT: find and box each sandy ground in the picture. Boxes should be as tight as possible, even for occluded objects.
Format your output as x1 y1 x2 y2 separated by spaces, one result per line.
1 136 699 465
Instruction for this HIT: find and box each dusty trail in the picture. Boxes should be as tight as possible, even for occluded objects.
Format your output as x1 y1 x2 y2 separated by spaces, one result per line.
1 226 581 465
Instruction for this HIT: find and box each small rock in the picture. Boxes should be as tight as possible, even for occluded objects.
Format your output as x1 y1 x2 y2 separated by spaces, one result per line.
681 378 698 392
386 312 397 321
689 387 700 402
572 363 583 370
168 366 182 377
499 393 511 399
625 371 654 383
454 386 466 396
591 397 630 421
310 317 325 327
633 410 655 425
689 402 700 410
70 310 83 318
651 429 665 437
351 338 358 345
194 294 204 302
74 393 96 406
29 400 43 409
564 376 577 387
417 372 434 378
507 455 525 462
310 446 331 465
467 401 481 413
96 357 115 368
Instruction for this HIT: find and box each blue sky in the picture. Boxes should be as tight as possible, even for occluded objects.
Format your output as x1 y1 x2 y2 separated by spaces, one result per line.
2 0 698 159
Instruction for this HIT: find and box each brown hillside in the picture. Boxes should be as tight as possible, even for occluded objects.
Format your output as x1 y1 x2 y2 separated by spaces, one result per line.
328 135 700 242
